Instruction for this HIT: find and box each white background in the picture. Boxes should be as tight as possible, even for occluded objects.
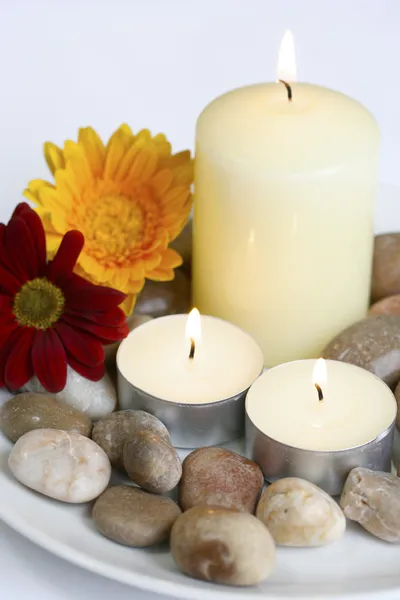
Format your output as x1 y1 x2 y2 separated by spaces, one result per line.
0 1 400 599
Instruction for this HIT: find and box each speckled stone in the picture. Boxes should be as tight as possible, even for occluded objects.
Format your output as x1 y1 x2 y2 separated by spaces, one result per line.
123 431 182 493
340 467 400 542
93 485 181 547
256 478 346 547
179 447 264 513
24 366 116 420
92 410 170 470
372 234 400 302
322 315 400 387
134 270 191 318
8 429 111 503
170 505 276 586
370 295 400 316
170 221 192 274
0 393 92 442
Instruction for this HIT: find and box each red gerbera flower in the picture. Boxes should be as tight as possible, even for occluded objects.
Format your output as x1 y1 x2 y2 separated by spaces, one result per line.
0 202 129 392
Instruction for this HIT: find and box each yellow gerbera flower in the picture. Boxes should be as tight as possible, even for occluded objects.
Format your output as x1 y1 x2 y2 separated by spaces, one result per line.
24 125 193 314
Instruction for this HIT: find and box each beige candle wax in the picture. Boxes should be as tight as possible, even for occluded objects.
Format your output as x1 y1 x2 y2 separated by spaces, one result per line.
193 32 380 366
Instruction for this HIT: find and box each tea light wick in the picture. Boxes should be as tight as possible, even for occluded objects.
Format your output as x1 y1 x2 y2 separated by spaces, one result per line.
313 358 327 403
278 79 292 101
189 338 195 360
315 382 324 402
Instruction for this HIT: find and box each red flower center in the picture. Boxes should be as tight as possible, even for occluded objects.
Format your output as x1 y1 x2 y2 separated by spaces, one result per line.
13 277 65 329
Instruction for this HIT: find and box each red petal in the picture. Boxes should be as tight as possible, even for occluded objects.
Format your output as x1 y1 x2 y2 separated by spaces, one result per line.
4 327 35 390
63 279 127 311
65 306 126 327
11 202 32 219
32 329 67 393
0 327 24 387
0 293 13 313
55 321 104 366
66 354 105 381
62 312 129 342
0 317 18 348
5 215 38 280
18 206 47 277
0 264 22 294
47 230 84 285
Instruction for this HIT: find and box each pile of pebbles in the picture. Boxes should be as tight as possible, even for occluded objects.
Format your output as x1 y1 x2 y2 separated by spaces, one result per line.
2 393 400 588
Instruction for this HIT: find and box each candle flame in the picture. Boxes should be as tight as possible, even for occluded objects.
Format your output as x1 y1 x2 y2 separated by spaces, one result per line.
312 358 327 387
277 30 297 82
186 308 202 344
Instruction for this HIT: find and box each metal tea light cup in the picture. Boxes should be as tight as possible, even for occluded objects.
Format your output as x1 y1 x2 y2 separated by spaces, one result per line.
245 414 395 496
118 369 248 448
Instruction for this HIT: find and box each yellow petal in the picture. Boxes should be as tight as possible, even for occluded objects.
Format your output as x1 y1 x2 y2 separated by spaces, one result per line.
44 142 65 175
145 248 182 281
128 148 158 181
63 140 94 189
45 232 63 256
151 168 173 196
39 186 70 214
104 124 133 180
78 127 105 178
24 179 55 205
36 207 58 233
120 293 138 316
152 133 171 158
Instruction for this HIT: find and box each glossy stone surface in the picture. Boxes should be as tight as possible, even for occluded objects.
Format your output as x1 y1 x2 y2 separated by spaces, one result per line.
170 505 276 586
369 295 400 316
322 315 400 387
8 429 111 503
93 485 181 547
256 478 346 547
0 393 92 442
340 467 400 542
123 431 182 493
92 409 170 470
179 447 264 513
24 366 116 420
372 234 400 302
134 270 191 318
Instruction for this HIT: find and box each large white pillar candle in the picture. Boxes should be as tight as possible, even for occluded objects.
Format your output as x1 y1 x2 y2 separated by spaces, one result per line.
193 32 380 366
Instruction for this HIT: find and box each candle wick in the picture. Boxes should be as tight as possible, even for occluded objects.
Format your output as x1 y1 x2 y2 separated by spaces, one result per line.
315 383 324 402
189 338 195 360
278 79 292 101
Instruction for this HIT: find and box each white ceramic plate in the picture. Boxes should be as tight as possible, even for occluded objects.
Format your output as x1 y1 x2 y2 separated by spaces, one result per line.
1 184 400 600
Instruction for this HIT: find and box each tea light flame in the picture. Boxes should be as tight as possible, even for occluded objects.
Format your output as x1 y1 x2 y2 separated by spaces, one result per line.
186 308 202 360
277 30 297 82
313 358 327 402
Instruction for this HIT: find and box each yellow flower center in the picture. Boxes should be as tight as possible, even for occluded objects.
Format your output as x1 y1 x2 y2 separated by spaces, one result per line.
75 185 157 267
13 278 65 329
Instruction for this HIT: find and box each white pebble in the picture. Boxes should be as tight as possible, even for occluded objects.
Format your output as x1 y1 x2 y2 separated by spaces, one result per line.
8 429 111 503
24 366 116 420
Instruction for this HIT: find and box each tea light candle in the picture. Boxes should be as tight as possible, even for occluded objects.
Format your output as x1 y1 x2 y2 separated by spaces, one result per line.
117 310 263 447
246 359 396 495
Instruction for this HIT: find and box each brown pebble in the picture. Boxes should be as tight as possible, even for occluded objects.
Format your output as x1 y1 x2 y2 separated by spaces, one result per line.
92 410 170 470
322 315 400 387
179 447 264 513
135 270 191 318
372 234 400 302
123 431 182 493
340 467 400 542
170 505 276 586
0 393 92 442
93 485 181 547
370 295 400 316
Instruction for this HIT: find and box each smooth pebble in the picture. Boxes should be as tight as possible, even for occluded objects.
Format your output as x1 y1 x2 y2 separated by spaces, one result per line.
340 467 400 542
8 429 111 503
0 393 92 442
123 431 181 493
92 410 170 470
179 447 264 513
135 270 191 318
372 234 400 301
24 365 116 420
256 478 346 547
369 294 400 316
170 505 276 586
322 315 400 387
93 485 181 547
